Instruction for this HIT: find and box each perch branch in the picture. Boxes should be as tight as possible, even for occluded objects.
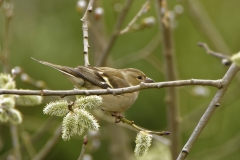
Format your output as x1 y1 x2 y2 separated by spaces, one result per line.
0 79 222 96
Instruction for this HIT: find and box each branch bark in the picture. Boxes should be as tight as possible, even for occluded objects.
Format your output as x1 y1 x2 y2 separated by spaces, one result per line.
155 0 180 158
177 64 239 160
0 79 222 96
81 0 95 66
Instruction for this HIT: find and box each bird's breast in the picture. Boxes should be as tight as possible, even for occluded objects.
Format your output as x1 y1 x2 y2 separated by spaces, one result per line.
100 92 139 113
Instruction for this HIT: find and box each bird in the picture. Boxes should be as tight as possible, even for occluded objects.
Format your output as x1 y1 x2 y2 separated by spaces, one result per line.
32 58 154 121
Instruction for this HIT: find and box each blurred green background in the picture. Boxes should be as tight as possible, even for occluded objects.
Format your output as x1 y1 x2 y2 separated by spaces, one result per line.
1 0 240 159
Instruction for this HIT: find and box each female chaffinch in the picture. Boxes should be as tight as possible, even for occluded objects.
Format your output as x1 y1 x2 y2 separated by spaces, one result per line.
33 58 154 116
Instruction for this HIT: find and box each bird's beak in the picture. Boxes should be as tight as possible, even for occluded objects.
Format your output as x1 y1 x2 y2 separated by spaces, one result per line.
145 77 154 83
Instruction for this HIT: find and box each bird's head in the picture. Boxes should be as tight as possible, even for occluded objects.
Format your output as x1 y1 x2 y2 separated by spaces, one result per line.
123 68 154 86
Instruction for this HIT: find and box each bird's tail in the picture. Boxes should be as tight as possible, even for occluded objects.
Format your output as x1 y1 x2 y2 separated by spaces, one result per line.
31 57 76 78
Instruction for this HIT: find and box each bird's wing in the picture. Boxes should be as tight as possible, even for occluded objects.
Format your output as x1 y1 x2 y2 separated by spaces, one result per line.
97 68 130 88
75 66 111 89
32 58 111 89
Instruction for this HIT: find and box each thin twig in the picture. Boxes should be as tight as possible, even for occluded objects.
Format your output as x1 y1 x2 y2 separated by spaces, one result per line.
78 135 88 160
10 124 22 160
120 117 170 136
81 0 95 66
198 42 231 64
0 79 223 96
94 111 170 145
96 0 134 67
177 64 240 160
155 0 180 158
120 0 150 35
32 124 62 160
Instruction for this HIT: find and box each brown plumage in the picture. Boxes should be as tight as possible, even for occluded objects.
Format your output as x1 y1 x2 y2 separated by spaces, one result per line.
32 58 154 113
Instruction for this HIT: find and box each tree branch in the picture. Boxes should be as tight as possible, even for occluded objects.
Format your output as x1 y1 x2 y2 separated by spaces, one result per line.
0 79 222 96
177 64 240 160
81 0 95 66
155 0 180 158
198 42 231 65
78 135 88 160
119 0 150 35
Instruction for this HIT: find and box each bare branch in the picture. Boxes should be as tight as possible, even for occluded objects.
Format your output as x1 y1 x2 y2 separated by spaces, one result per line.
177 64 240 160
120 0 150 35
156 0 180 158
81 0 95 66
0 79 222 96
198 42 230 59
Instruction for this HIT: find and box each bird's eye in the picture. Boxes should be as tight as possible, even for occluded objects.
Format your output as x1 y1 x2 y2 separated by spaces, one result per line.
137 76 142 80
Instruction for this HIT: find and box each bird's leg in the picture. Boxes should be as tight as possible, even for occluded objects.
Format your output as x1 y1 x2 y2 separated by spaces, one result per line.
111 112 124 123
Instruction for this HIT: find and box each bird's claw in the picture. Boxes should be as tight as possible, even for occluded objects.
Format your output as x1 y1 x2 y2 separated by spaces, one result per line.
111 112 124 123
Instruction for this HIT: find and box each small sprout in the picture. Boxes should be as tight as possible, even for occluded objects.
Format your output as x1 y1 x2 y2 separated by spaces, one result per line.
11 66 22 77
142 16 156 28
15 95 42 106
94 7 104 20
35 80 46 88
76 0 87 13
21 73 30 82
74 95 102 110
230 51 240 67
192 86 210 97
0 74 16 89
3 1 13 19
0 108 9 122
43 100 69 116
62 112 77 141
8 109 22 124
75 108 99 131
134 131 152 158
221 58 231 66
